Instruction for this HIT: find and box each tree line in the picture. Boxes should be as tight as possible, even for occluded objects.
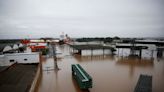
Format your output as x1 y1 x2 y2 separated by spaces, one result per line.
76 36 120 43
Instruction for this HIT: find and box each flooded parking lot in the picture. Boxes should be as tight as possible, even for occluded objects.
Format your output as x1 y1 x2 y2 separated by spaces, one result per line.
36 45 164 92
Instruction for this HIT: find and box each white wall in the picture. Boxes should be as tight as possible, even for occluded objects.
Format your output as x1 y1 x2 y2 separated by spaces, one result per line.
6 53 40 64
82 50 112 56
0 55 15 66
0 53 40 66
25 47 32 53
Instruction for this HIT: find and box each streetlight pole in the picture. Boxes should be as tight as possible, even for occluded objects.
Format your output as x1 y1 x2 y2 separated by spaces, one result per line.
51 43 60 70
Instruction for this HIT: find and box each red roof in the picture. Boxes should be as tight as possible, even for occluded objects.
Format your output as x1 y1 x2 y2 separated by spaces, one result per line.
21 40 30 44
30 45 46 52
30 46 46 49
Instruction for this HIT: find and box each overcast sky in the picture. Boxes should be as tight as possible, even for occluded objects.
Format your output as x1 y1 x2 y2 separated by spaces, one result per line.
0 0 164 39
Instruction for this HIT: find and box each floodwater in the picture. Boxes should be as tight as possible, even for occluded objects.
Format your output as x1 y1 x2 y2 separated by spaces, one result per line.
36 45 164 92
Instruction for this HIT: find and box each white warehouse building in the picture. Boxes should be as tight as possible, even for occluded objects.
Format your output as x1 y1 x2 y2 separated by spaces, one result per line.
0 52 40 66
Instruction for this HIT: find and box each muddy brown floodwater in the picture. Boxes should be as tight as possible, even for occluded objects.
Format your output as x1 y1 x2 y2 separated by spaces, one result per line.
36 45 164 92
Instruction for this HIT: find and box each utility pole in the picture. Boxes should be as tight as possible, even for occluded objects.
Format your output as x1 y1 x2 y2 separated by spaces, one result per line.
51 43 60 70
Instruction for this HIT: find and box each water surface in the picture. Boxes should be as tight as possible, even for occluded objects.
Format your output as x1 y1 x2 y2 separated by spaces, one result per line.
36 45 164 92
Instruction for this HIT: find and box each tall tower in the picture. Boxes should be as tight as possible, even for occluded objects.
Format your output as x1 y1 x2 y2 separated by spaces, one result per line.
60 32 64 41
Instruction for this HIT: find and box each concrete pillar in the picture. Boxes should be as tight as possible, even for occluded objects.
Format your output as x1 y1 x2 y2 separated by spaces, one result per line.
151 50 154 59
91 49 93 57
78 50 82 55
103 48 104 56
73 48 75 54
139 49 142 59
122 49 123 57
157 50 163 58
118 48 119 56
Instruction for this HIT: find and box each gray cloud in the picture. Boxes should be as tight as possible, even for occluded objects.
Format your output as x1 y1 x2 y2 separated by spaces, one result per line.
0 0 164 39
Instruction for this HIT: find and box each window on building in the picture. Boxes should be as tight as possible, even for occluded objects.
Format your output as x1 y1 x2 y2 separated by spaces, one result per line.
24 59 28 61
9 59 15 62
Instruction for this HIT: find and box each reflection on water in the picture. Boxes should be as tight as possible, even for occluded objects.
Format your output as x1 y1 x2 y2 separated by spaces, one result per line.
116 57 154 77
36 45 164 92
74 54 114 62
